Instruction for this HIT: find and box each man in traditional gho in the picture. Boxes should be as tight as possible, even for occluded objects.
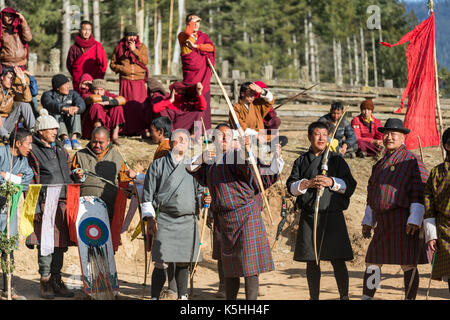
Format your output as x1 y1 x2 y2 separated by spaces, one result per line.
0 128 33 300
187 123 283 300
141 129 208 300
230 82 274 135
424 127 450 295
361 118 429 300
71 126 136 221
110 25 149 136
66 20 107 94
286 121 356 300
26 109 76 299
178 14 215 132
0 7 32 72
318 102 357 158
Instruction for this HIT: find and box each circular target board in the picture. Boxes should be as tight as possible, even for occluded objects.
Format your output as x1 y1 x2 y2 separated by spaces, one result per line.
78 217 109 246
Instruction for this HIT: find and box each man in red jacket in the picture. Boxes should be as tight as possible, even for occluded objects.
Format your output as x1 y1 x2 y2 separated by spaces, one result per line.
351 99 384 157
66 21 107 94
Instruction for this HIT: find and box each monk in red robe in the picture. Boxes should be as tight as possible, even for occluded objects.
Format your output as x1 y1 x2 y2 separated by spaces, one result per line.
142 78 169 139
66 21 107 94
110 25 149 137
153 81 206 138
178 14 215 132
82 78 125 145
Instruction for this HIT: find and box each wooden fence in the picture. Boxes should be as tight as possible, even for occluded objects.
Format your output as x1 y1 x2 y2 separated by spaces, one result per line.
33 72 450 132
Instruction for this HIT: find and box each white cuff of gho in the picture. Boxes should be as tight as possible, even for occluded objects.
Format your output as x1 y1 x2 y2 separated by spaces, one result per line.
142 202 156 219
290 179 308 196
329 177 346 194
423 218 438 243
261 89 273 102
4 172 22 184
407 203 425 226
186 154 203 172
362 205 376 228
269 156 285 174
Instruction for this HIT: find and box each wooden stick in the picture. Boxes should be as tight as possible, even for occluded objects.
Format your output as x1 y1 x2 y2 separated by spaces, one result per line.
418 136 424 161
429 0 445 161
274 83 319 111
190 189 210 280
207 57 274 225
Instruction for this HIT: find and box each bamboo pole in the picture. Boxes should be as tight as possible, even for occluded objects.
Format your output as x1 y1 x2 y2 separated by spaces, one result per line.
207 58 274 225
167 0 174 74
429 0 445 160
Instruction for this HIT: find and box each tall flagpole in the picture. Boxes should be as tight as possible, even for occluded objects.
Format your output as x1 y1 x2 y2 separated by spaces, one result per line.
429 0 445 160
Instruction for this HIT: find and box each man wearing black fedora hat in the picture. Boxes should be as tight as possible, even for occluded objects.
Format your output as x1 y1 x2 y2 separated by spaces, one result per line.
360 118 429 300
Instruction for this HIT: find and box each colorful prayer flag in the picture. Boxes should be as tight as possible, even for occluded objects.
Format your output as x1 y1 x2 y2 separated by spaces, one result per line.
66 184 81 244
19 184 41 237
40 185 62 257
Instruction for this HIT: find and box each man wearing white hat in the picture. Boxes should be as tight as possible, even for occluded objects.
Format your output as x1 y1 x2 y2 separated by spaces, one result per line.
25 109 76 299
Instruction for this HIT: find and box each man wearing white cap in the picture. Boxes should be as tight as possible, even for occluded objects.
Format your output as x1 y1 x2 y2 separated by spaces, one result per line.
25 109 76 299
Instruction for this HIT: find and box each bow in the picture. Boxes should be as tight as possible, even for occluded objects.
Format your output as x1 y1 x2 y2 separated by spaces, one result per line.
271 174 288 250
190 188 210 280
273 83 319 111
312 106 348 265
207 57 274 225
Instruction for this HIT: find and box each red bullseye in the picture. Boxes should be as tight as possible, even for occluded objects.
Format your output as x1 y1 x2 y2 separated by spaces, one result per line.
86 225 101 240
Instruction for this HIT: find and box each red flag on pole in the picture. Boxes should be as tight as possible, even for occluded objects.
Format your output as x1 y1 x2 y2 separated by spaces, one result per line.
380 12 439 150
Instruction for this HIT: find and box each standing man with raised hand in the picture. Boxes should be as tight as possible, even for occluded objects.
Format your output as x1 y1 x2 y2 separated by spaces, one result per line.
361 118 429 300
110 25 149 136
286 121 356 300
187 123 283 300
178 14 215 132
66 20 108 94
0 7 32 72
424 127 450 295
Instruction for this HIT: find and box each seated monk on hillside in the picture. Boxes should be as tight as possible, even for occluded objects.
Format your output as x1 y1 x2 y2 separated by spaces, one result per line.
153 81 206 138
351 99 384 158
82 78 126 145
142 78 169 139
78 73 93 97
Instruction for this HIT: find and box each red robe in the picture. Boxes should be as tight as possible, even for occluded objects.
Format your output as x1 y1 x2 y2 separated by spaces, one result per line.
67 35 107 94
154 93 207 134
82 90 125 139
180 30 215 131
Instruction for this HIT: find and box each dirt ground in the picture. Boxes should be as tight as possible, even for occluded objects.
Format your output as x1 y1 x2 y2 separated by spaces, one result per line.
4 130 449 301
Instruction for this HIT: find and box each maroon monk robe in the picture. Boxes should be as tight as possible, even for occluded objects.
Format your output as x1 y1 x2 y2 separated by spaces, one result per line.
67 35 107 94
143 91 168 131
181 30 215 131
82 90 125 139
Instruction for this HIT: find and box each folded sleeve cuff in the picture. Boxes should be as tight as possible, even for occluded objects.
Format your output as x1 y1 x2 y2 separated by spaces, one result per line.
362 205 376 227
290 179 308 196
407 203 425 226
423 218 437 243
186 154 203 172
329 177 346 194
5 172 22 184
142 202 156 219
